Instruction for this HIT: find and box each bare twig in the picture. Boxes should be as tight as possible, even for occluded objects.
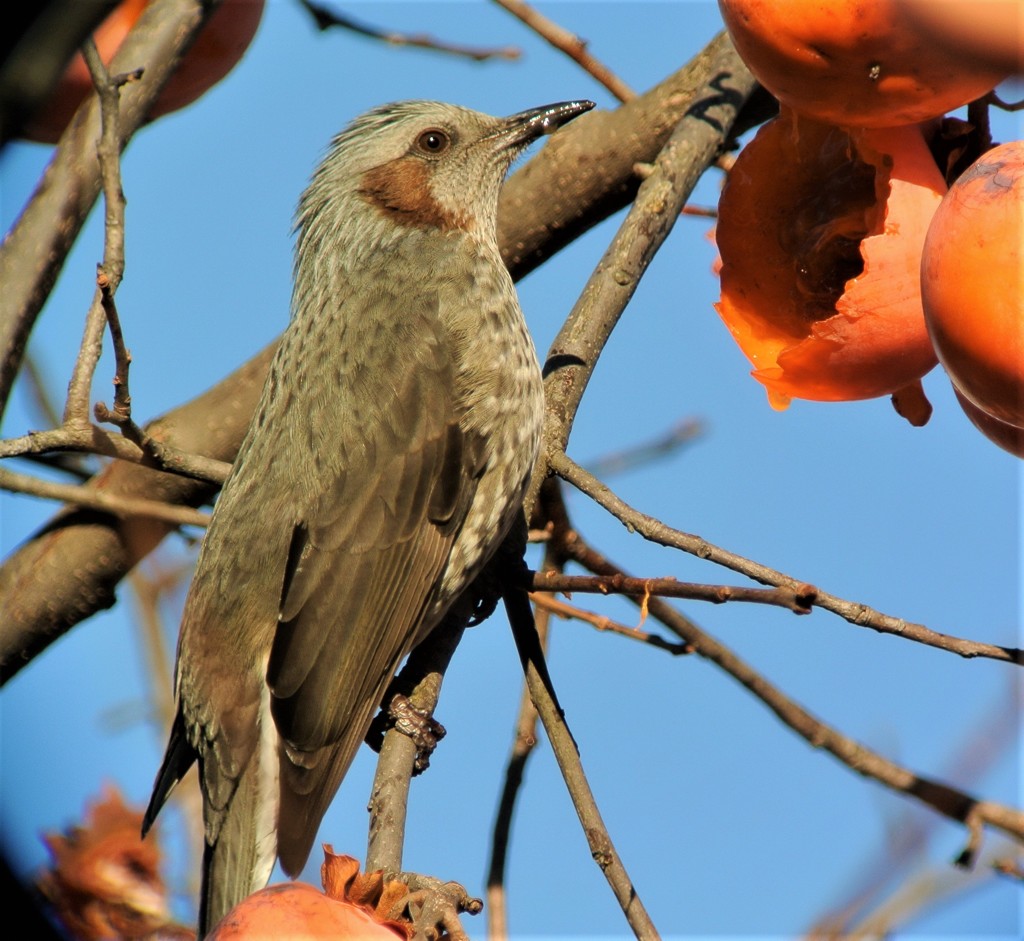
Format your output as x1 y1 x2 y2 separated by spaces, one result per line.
556 525 1024 854
0 424 231 484
298 0 519 61
82 39 147 444
551 450 1024 666
0 0 228 422
806 679 1023 934
987 90 1024 112
365 615 468 875
529 569 815 613
529 591 690 655
486 538 562 939
0 466 209 528
491 0 636 102
585 417 703 477
502 584 660 939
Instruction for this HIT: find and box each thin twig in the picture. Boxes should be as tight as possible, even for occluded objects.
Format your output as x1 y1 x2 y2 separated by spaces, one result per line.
806 678 1022 934
298 0 519 61
0 466 209 528
551 450 1024 666
93 276 143 437
63 297 107 427
0 424 232 485
530 591 690 655
585 417 703 477
529 569 815 614
502 584 660 939
555 523 1024 855
83 38 147 441
364 612 483 940
491 0 635 101
365 615 467 875
0 0 228 423
486 537 563 939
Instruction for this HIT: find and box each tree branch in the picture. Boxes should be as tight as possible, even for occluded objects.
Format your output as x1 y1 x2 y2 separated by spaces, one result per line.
502 583 660 939
557 521 1024 856
491 0 636 102
528 569 815 614
523 41 758 514
550 450 1023 665
0 34 755 679
0 0 226 422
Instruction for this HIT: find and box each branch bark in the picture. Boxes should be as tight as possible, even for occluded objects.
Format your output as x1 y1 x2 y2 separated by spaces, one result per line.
0 32 758 680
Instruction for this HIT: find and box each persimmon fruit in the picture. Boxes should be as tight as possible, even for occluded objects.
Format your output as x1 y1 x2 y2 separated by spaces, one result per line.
718 0 1007 127
22 0 265 143
954 387 1024 459
207 883 404 940
921 140 1024 429
715 106 944 408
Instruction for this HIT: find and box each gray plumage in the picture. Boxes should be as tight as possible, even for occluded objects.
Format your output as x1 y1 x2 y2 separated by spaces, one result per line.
142 98 593 936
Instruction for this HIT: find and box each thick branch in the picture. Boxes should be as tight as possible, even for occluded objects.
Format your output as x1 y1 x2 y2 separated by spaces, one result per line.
0 344 274 681
523 39 757 514
0 34 753 679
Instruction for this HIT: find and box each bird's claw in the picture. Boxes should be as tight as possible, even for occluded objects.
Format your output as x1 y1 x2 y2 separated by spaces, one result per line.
368 693 446 774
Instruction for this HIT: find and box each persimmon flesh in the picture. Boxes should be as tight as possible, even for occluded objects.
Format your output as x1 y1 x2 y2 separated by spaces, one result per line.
715 106 945 407
718 0 1007 127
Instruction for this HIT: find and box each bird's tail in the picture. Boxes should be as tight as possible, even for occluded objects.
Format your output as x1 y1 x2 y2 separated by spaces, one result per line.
198 692 280 937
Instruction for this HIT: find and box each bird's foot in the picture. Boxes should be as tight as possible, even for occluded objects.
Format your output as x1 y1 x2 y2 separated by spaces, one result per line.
381 871 483 941
366 693 446 773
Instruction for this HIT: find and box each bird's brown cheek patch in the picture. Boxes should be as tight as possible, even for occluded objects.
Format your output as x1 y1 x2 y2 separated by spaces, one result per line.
358 157 468 231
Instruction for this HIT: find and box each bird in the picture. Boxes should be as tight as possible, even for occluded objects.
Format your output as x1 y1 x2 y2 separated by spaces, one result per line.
141 97 594 936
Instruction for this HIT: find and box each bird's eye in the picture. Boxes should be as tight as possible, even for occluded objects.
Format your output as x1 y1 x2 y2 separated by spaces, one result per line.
416 129 451 155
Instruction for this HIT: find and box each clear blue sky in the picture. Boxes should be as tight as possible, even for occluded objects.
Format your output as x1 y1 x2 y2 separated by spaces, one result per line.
1 3 1020 938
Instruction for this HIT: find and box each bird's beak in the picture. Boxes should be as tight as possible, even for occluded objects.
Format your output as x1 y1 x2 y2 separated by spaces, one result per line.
494 100 595 148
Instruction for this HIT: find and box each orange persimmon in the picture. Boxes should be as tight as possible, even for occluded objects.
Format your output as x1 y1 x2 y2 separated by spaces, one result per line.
715 106 945 408
208 883 404 940
921 140 1024 429
22 0 265 143
718 0 1007 127
208 849 411 940
954 387 1024 459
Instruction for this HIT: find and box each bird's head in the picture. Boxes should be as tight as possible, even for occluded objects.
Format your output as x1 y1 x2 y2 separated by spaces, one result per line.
297 99 594 250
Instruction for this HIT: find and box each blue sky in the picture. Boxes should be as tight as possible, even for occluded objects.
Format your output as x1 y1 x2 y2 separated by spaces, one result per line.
1 2 1021 938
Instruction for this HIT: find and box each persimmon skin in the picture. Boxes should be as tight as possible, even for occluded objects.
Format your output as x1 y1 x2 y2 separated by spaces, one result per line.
954 388 1024 459
715 106 944 407
718 0 1006 127
207 883 403 939
921 141 1024 427
22 0 265 144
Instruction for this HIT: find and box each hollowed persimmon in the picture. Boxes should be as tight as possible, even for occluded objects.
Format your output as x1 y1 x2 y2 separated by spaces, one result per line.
715 106 945 408
718 0 1007 127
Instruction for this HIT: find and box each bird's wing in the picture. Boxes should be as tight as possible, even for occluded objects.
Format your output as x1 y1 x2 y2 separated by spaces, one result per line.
266 288 485 875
